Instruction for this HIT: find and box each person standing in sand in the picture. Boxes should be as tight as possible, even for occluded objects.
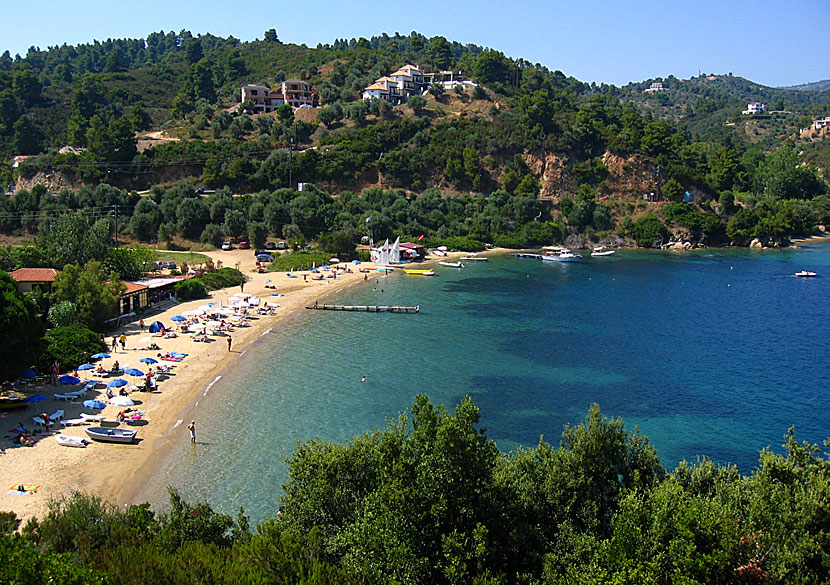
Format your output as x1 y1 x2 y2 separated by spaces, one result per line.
187 421 196 444
111 337 117 352
139 318 145 332
119 333 126 351
227 336 232 351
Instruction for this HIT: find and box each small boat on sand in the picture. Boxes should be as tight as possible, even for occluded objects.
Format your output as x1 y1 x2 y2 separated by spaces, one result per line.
795 270 817 277
439 261 465 268
461 255 488 262
591 246 616 257
403 268 436 276
85 427 137 444
0 390 27 410
55 435 90 448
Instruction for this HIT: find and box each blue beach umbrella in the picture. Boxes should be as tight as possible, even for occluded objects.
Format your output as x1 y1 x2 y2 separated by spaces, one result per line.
77 363 95 371
139 357 158 364
21 369 36 379
107 378 128 388
91 353 110 359
271 293 284 297
59 375 80 385
23 394 47 403
310 268 320 273
148 321 166 333
124 368 144 377
207 302 218 306
83 399 107 409
171 315 186 322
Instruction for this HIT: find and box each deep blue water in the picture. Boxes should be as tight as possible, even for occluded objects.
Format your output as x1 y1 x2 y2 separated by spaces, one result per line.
138 242 830 523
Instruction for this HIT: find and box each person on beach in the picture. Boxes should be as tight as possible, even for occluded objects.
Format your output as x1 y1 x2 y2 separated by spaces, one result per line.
111 337 117 352
139 318 145 332
50 361 59 385
187 421 196 444
227 336 232 351
119 333 126 350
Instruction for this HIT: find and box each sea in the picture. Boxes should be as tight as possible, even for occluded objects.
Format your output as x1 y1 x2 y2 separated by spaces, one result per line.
138 241 830 524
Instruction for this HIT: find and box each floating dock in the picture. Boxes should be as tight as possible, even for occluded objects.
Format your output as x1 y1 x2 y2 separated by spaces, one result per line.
513 253 542 259
306 303 420 313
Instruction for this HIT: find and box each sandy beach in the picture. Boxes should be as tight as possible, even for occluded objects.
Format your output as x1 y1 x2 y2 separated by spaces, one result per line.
0 248 381 521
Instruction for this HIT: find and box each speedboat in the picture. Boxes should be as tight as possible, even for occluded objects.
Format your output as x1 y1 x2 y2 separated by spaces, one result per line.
542 249 581 262
55 435 90 448
591 246 615 257
403 269 436 276
85 427 137 444
439 261 465 268
795 270 817 277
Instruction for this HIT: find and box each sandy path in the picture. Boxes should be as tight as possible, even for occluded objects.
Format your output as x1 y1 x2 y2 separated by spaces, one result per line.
0 248 376 521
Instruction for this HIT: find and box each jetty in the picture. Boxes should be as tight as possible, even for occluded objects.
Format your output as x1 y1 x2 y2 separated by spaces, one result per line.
513 253 542 259
307 303 420 313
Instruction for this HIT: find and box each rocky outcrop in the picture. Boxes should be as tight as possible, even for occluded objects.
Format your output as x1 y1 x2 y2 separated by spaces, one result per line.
523 152 577 200
16 171 82 193
600 152 658 199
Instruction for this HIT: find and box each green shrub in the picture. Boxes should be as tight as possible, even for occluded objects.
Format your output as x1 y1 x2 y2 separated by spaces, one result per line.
40 326 106 371
198 268 246 291
174 279 208 301
269 252 329 272
428 236 485 252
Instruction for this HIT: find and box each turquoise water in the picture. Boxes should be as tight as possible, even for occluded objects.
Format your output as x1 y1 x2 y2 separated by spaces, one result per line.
139 241 830 523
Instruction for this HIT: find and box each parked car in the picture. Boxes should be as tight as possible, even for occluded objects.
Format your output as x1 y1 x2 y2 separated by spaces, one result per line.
238 241 250 249
254 249 268 256
161 261 177 271
277 241 287 249
221 242 232 250
257 254 274 262
265 242 277 250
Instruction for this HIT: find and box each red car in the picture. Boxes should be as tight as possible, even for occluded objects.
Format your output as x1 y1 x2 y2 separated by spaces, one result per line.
238 241 251 249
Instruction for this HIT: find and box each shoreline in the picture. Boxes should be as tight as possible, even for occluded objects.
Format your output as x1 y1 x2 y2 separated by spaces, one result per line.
0 249 374 521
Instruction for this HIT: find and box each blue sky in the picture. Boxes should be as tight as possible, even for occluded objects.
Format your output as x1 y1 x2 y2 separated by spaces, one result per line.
4 0 828 87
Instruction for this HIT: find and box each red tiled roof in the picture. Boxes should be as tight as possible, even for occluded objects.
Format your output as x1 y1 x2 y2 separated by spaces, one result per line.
121 281 149 295
8 268 59 282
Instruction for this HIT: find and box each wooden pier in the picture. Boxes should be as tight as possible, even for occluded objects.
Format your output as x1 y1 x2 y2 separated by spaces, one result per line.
513 253 542 259
306 303 420 313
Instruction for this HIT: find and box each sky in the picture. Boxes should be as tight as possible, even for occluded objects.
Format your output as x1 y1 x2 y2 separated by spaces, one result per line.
3 0 828 88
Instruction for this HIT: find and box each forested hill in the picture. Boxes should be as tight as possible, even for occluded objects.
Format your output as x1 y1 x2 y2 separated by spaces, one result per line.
1 29 829 250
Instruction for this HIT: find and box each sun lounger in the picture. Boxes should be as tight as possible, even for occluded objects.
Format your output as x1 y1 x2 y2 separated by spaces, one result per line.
32 416 49 429
59 418 86 426
79 413 105 422
160 356 183 362
50 410 64 421
54 393 75 401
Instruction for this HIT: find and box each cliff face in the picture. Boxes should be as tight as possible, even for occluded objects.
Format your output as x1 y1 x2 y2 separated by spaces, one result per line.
522 150 659 201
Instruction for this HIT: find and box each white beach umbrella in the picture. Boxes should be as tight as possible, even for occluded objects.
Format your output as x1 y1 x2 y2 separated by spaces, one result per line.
215 307 234 316
197 304 214 312
206 320 222 327
109 395 134 407
189 322 206 331
182 309 204 316
140 336 154 343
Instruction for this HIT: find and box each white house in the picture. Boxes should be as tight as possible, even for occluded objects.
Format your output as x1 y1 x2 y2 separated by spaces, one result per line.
742 102 766 115
644 82 666 93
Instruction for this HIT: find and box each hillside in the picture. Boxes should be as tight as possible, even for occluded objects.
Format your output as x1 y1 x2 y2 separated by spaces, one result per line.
0 30 829 252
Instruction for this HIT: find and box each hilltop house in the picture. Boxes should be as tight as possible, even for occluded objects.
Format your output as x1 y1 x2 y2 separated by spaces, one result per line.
241 80 318 114
742 102 766 115
362 64 475 104
644 82 666 93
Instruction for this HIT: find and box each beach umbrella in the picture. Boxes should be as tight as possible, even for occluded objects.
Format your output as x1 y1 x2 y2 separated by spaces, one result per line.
91 353 110 359
264 279 272 283
330 257 340 263
109 395 134 407
171 315 186 322
107 378 128 388
206 320 222 328
197 304 213 312
215 307 234 316
207 301 218 306
170 352 187 357
139 357 158 364
148 321 166 333
21 369 36 379
59 375 80 385
124 368 144 377
310 268 320 273
83 399 107 409
352 260 361 264
23 394 47 403
139 336 154 343
189 323 206 331
271 293 284 297
182 309 204 316
77 363 95 371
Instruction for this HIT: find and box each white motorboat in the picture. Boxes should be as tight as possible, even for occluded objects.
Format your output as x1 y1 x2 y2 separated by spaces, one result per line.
795 270 817 277
461 255 488 262
542 249 582 262
55 435 90 448
432 249 448 257
591 246 616 257
439 261 465 268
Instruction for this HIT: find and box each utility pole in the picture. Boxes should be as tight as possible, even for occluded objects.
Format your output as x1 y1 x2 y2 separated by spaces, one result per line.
113 204 119 247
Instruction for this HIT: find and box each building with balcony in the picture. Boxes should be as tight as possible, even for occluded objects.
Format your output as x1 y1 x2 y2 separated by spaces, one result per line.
240 81 318 114
742 102 766 115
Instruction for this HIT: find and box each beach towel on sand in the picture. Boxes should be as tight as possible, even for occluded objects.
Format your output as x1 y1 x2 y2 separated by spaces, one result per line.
8 484 39 494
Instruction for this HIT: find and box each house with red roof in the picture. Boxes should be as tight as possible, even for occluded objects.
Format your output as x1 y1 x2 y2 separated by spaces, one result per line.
8 268 59 294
